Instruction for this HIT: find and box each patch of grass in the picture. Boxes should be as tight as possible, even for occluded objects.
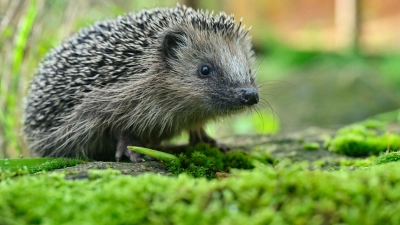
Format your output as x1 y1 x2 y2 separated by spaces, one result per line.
0 0 37 156
2 162 400 224
165 143 265 179
326 121 400 157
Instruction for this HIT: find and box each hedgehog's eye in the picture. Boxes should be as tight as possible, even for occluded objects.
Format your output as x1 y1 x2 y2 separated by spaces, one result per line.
199 64 213 77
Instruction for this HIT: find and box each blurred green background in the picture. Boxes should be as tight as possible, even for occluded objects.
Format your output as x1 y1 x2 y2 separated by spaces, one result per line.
1 0 400 158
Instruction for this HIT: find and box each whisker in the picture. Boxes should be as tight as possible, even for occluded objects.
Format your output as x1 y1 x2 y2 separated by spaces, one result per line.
257 79 295 88
253 56 265 80
254 106 265 134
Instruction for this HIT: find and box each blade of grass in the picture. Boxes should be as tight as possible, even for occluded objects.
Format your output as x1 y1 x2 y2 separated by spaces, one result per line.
0 0 37 156
12 0 37 80
128 146 178 161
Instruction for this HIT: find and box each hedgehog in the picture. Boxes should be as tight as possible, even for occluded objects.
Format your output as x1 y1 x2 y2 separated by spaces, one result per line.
23 5 259 162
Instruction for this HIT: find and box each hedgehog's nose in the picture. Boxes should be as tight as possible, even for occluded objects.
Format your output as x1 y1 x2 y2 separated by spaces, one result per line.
239 88 259 106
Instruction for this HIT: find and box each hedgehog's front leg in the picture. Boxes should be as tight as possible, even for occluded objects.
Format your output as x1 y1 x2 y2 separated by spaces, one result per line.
115 133 144 162
189 127 230 152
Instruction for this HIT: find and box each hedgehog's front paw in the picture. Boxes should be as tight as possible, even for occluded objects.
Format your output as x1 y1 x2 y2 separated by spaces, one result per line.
115 146 145 163
189 127 231 153
115 133 145 163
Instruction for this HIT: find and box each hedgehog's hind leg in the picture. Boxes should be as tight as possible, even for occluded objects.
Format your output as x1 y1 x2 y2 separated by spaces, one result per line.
189 127 230 152
115 133 145 162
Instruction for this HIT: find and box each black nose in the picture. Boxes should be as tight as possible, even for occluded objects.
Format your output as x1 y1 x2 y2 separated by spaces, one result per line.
239 88 259 106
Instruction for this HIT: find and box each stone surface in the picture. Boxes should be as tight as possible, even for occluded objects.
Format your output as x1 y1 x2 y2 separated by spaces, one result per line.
54 123 400 175
220 126 349 163
55 161 169 178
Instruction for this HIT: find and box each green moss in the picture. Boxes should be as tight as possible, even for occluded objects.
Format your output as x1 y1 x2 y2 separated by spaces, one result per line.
223 151 254 170
0 158 84 180
338 156 376 167
254 152 277 165
302 142 320 151
2 163 400 224
375 152 400 165
312 160 327 167
361 119 386 129
165 143 260 179
326 122 400 157
0 168 29 182
27 158 83 173
312 156 376 170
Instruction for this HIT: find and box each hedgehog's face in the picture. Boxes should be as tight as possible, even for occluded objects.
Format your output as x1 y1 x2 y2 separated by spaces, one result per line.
160 28 258 117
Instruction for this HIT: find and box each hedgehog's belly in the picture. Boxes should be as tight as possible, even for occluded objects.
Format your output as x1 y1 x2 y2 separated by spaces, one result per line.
88 134 118 161
130 125 184 143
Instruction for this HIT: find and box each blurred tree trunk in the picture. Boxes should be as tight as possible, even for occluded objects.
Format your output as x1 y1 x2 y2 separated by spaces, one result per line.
335 0 361 52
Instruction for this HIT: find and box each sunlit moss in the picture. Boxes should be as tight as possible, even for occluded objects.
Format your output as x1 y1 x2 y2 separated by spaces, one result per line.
0 158 83 180
2 163 400 224
326 121 400 157
302 142 320 151
338 156 376 167
375 152 400 165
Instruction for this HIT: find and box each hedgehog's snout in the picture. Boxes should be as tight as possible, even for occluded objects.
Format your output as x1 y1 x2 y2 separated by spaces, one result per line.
238 88 259 106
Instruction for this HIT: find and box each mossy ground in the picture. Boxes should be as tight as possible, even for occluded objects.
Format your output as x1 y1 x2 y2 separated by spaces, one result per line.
375 151 400 165
165 143 272 179
0 158 83 181
2 121 400 224
326 120 400 156
2 161 400 225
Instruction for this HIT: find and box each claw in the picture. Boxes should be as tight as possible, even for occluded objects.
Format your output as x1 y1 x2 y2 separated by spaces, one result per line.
125 148 145 163
115 133 144 163
115 144 145 163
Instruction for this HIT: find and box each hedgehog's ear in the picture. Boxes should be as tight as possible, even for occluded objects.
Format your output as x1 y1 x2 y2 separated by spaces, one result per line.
162 31 187 60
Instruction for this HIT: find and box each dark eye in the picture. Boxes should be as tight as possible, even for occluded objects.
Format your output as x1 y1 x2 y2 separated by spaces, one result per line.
199 65 212 76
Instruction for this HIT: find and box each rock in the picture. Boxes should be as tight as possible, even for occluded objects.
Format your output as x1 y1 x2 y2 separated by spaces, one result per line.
55 161 170 179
